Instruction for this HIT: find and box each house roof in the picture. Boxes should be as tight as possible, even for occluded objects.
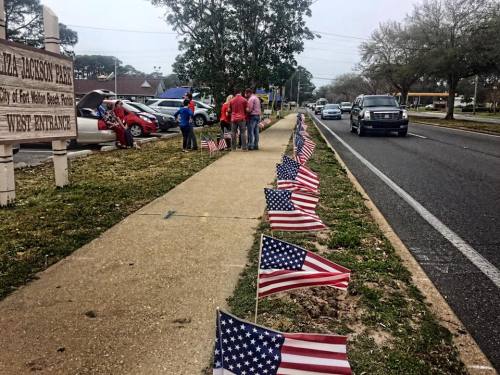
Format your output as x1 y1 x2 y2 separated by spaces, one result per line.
75 76 163 97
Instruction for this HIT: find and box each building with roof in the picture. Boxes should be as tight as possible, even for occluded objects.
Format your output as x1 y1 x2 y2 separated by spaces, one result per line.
74 76 167 103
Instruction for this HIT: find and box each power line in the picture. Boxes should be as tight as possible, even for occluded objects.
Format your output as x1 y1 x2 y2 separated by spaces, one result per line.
312 30 368 41
67 24 177 35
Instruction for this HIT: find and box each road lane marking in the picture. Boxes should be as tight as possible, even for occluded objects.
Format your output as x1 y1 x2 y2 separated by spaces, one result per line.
313 115 500 289
408 132 427 139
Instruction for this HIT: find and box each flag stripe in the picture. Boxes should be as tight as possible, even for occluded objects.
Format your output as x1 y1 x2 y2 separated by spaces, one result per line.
283 336 347 350
258 274 350 296
305 254 351 274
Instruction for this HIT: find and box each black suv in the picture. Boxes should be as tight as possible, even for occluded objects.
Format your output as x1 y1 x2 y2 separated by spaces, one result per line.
350 95 409 136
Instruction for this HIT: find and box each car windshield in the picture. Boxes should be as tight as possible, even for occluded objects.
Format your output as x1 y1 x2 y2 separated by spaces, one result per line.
130 102 155 114
363 97 398 107
123 103 140 113
195 101 211 109
324 104 339 109
341 102 352 106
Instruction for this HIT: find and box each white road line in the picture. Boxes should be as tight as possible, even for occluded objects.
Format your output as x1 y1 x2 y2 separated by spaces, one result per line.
408 132 427 139
313 116 500 289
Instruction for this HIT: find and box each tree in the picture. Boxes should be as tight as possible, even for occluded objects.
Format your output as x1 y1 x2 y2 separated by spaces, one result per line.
74 55 144 79
361 21 423 105
284 66 315 104
4 0 78 55
408 0 500 119
151 0 315 106
316 73 389 103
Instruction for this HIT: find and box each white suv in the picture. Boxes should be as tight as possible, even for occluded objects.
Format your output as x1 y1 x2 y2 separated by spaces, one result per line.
146 99 218 127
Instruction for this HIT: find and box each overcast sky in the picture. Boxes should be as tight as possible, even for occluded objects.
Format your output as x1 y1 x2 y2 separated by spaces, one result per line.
43 0 418 88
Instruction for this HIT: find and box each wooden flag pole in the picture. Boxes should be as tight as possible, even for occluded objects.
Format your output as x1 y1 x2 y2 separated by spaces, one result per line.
254 234 264 323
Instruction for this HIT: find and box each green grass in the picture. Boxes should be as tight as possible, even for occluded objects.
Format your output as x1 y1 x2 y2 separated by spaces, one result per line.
410 116 500 134
226 121 466 374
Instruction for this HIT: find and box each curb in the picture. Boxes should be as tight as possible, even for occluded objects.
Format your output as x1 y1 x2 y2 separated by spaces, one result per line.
309 114 496 375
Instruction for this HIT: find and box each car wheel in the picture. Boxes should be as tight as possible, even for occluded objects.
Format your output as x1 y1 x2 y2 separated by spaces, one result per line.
398 130 408 137
356 121 365 136
194 115 206 127
130 124 143 137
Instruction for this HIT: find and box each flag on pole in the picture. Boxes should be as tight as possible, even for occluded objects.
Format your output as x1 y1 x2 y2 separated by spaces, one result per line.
201 136 210 150
294 133 316 165
218 138 228 150
277 155 319 193
258 235 350 297
208 138 219 153
213 310 352 375
264 188 326 231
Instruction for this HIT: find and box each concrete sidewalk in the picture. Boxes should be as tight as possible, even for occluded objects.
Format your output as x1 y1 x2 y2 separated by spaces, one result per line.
0 116 295 374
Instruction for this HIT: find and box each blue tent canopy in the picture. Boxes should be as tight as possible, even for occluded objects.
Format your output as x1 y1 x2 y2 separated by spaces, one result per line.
158 87 191 99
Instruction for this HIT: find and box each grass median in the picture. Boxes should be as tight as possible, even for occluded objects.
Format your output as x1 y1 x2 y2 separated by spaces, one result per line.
410 116 500 135
225 120 466 374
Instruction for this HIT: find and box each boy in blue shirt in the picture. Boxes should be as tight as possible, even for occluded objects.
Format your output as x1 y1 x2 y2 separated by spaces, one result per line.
174 99 198 152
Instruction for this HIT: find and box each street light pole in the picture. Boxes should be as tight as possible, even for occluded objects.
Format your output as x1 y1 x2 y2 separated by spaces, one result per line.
296 71 300 111
473 75 478 116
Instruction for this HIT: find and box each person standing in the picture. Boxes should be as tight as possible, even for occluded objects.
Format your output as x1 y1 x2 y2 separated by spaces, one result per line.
245 88 261 150
220 95 233 136
229 89 248 151
174 99 198 152
186 93 196 114
114 101 138 149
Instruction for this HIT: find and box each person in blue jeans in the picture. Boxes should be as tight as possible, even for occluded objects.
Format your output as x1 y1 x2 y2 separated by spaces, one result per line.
245 88 262 150
174 99 198 152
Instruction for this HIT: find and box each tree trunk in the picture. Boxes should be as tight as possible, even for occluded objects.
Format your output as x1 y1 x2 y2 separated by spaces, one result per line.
400 88 409 106
445 76 457 120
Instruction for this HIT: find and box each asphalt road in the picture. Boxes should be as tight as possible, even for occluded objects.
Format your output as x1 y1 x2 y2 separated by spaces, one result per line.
311 112 500 370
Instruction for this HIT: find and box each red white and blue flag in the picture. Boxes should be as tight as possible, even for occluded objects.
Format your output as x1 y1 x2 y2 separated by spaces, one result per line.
277 155 319 193
218 138 228 150
265 188 326 231
213 310 351 375
258 235 350 297
295 133 315 165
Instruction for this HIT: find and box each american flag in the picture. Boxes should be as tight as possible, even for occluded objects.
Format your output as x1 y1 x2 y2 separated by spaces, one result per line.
295 133 316 163
201 136 210 150
277 155 319 193
218 138 228 150
213 310 351 375
208 138 219 153
258 235 350 297
265 188 326 231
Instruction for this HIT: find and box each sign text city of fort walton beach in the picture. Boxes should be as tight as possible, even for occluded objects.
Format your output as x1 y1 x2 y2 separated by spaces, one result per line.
0 40 76 143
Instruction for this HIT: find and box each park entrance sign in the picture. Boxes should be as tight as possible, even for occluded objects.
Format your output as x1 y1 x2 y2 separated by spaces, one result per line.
0 3 75 207
0 39 76 143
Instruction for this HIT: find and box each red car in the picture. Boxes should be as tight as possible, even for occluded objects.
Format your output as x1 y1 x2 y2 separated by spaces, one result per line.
104 100 158 137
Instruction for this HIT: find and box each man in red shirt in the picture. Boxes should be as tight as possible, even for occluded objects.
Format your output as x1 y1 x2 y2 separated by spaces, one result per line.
229 89 248 151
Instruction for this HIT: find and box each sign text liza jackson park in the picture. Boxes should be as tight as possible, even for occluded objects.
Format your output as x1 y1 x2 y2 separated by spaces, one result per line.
0 38 76 144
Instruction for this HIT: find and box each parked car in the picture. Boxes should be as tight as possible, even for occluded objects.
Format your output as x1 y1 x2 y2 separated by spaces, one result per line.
340 102 353 113
103 100 158 137
321 104 342 120
125 101 177 131
350 95 409 137
76 90 117 146
146 98 218 127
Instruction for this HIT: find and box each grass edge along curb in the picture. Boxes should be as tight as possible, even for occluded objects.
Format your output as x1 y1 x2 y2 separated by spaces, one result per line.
409 116 500 136
223 118 467 374
0 117 282 301
311 115 496 374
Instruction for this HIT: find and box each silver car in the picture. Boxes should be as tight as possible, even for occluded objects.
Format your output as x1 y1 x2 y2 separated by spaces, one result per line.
75 90 117 146
146 98 218 127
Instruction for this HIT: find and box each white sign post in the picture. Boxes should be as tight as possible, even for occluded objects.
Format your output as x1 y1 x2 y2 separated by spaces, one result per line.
44 5 69 187
0 4 76 206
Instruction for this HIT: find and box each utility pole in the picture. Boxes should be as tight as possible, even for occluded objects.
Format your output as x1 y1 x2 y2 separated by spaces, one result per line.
114 57 118 99
473 75 478 116
296 70 301 111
